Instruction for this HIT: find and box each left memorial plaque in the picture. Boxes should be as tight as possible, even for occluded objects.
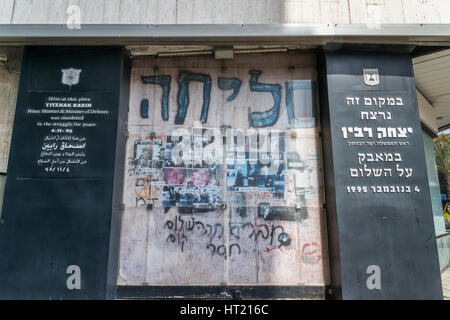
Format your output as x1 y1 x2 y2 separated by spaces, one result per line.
0 47 130 299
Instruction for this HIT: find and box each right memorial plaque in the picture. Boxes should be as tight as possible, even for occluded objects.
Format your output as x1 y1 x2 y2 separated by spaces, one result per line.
320 52 443 299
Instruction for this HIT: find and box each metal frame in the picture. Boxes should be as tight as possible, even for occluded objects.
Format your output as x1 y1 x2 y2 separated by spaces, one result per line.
0 24 449 46
116 285 328 300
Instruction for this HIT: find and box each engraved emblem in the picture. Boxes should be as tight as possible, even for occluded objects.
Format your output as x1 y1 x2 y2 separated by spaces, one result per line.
363 68 380 87
61 68 82 87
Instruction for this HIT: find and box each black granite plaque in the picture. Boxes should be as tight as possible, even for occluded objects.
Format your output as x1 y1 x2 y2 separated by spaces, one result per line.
0 47 130 299
320 51 443 299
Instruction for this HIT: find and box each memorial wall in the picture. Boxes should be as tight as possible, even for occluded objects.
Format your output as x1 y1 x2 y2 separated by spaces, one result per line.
0 45 443 300
118 52 330 288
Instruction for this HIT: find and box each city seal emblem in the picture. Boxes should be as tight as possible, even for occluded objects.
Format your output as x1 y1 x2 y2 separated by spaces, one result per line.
61 68 82 87
363 68 380 87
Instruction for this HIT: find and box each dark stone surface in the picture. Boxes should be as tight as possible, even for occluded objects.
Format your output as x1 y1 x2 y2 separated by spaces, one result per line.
320 51 443 299
0 46 130 299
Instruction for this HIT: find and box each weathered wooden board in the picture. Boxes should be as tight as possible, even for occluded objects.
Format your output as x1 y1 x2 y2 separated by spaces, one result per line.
118 52 329 286
0 47 22 173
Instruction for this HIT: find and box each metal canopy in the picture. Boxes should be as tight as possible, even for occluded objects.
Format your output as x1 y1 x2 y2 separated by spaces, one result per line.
413 49 450 131
0 24 449 46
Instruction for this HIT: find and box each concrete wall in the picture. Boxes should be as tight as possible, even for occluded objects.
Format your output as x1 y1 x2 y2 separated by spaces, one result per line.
0 47 21 219
0 47 22 173
1 0 449 24
118 52 329 286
